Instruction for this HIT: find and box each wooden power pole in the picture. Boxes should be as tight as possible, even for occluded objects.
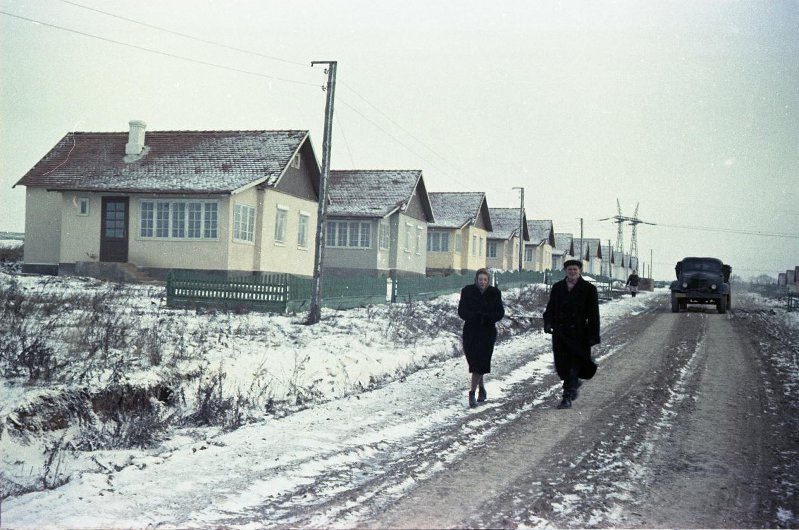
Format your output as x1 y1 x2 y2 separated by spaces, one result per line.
307 61 337 325
512 187 524 271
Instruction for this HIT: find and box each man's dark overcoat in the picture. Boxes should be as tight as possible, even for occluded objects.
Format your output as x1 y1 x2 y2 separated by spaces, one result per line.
543 277 600 380
457 284 505 374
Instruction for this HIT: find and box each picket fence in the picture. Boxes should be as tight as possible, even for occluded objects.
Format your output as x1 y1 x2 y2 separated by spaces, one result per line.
166 269 571 314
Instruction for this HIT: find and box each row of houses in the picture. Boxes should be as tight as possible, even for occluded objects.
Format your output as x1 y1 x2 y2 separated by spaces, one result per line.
14 121 638 282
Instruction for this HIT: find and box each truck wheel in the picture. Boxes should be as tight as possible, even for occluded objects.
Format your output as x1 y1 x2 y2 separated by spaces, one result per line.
718 295 727 314
727 294 732 310
671 295 680 313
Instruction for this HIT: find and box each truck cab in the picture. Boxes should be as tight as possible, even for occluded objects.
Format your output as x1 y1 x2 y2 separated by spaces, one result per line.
670 257 732 314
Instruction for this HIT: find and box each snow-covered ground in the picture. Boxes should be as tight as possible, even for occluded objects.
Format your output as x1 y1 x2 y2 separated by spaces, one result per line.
1 272 796 528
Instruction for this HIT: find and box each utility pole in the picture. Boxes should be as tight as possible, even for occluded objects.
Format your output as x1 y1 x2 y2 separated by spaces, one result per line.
650 248 653 279
512 187 524 271
307 61 337 325
608 238 613 282
579 218 584 265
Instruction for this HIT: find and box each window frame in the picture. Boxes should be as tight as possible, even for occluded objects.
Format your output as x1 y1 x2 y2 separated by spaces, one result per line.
274 205 289 245
233 203 256 244
139 199 221 241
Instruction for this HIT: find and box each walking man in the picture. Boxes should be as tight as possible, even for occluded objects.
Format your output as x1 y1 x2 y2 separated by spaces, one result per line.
626 269 640 297
543 259 600 409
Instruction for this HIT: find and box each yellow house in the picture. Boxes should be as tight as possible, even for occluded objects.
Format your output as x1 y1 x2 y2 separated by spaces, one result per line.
487 207 529 271
13 121 322 281
324 170 434 279
426 192 492 276
552 232 575 271
525 220 555 272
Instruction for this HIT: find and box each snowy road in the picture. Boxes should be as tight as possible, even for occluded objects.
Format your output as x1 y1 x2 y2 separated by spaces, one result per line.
4 291 798 528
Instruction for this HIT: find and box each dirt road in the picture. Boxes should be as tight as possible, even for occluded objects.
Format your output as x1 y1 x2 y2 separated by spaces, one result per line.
218 291 797 529
368 293 799 529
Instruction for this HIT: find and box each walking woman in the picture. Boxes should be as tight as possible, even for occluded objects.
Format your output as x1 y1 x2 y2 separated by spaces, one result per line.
457 268 505 408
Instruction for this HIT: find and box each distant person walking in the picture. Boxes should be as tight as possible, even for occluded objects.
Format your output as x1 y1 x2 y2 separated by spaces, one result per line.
543 259 600 409
626 270 640 297
458 268 505 408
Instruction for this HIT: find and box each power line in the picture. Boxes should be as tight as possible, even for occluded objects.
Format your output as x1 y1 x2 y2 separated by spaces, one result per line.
339 80 483 184
334 113 356 168
338 98 477 191
57 0 312 69
654 222 798 239
0 10 321 87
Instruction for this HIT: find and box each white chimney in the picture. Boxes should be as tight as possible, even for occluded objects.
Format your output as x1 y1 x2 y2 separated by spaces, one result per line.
125 120 147 155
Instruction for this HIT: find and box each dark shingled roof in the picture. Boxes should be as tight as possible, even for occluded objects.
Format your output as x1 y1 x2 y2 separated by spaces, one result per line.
14 130 310 194
527 220 554 245
554 233 574 255
428 192 490 230
577 238 603 260
327 170 430 219
488 208 528 240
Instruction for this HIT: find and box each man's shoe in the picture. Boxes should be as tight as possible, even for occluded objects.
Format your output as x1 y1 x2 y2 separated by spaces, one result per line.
469 392 477 408
477 385 486 403
557 397 572 409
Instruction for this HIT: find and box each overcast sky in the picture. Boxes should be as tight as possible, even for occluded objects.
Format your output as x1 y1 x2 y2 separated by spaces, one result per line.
1 0 797 280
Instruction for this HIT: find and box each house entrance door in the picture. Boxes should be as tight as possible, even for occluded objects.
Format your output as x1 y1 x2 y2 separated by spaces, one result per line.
100 197 129 262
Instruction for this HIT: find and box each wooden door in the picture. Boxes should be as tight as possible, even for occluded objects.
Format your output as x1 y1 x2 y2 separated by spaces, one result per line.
100 197 129 262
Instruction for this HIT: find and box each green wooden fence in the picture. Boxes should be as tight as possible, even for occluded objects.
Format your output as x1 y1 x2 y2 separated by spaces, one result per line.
166 268 579 314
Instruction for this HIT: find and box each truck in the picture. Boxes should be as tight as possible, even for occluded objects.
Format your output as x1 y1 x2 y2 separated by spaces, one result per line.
670 257 732 314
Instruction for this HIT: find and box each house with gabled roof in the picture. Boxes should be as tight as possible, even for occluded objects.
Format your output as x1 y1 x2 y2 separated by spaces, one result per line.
525 220 556 272
426 192 492 275
576 238 603 276
324 169 434 278
600 243 615 279
13 120 321 280
553 232 575 271
486 208 529 271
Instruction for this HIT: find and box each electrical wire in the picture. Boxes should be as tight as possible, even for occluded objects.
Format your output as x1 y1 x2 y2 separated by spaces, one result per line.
334 113 356 168
0 10 321 87
339 80 483 183
653 222 798 239
338 98 477 191
57 0 312 69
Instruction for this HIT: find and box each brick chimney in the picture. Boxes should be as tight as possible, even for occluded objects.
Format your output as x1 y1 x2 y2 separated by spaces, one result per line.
125 120 147 155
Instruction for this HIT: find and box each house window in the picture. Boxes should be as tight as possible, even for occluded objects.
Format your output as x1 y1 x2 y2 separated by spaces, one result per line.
471 235 477 256
203 203 218 239
415 226 423 254
298 213 309 248
480 237 484 257
455 231 462 253
171 203 186 238
405 222 412 252
140 200 220 240
525 246 534 262
140 202 154 237
234 203 256 243
274 206 288 245
325 221 371 248
427 231 450 252
77 198 90 216
290 153 301 169
487 241 497 258
379 220 390 250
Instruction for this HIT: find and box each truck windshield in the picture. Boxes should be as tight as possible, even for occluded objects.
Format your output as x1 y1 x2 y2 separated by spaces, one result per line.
682 259 722 273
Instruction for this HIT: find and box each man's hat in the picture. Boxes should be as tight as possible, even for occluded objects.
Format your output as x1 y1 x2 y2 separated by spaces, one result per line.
563 259 583 269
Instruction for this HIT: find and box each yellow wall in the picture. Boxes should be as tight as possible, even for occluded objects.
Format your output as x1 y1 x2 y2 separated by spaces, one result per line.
256 189 318 276
23 188 62 265
59 192 101 263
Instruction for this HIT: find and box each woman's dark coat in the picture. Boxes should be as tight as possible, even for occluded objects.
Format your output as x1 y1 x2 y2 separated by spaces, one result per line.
457 284 505 374
542 277 600 380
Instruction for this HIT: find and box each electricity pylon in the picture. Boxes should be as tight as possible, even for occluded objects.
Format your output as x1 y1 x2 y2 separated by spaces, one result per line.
599 200 655 271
